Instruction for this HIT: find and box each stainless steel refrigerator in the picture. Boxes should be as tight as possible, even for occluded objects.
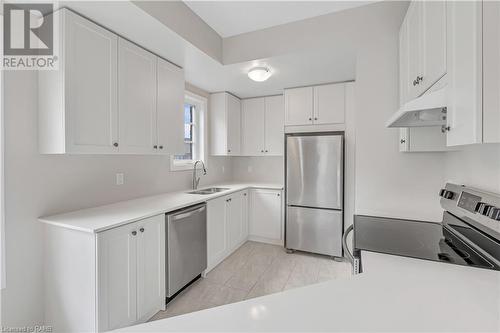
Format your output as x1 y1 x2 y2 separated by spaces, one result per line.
285 133 343 257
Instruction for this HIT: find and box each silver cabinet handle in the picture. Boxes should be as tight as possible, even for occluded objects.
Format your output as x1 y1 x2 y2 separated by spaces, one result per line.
131 230 137 236
159 146 163 150
139 227 144 233
308 117 312 121
441 125 451 133
314 117 318 120
400 139 406 144
113 142 119 147
154 145 158 149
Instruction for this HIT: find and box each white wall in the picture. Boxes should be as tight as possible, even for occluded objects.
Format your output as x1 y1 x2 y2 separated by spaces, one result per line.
229 1 445 223
231 157 283 184
444 144 500 194
1 70 232 327
353 11 445 223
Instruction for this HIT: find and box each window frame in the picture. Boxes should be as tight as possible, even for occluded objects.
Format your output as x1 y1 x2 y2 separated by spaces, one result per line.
170 91 207 172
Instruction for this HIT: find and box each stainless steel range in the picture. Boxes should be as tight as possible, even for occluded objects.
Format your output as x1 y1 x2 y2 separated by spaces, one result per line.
343 183 500 274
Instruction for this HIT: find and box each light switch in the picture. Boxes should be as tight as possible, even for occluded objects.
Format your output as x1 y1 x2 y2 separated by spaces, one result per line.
116 173 124 185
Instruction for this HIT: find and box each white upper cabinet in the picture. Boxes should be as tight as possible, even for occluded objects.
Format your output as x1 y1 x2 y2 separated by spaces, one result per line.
242 98 266 155
39 9 119 154
313 84 345 124
118 38 157 154
156 58 185 155
482 1 500 144
210 92 241 156
284 83 346 127
241 95 284 156
422 1 447 92
39 9 185 155
405 2 423 100
264 95 285 155
284 87 314 126
400 1 446 102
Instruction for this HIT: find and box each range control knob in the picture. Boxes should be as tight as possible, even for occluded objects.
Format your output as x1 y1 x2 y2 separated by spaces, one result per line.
475 202 493 216
487 207 500 221
439 189 455 200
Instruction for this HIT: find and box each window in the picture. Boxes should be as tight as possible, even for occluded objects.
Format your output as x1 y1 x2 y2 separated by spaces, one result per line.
174 103 195 161
170 91 207 171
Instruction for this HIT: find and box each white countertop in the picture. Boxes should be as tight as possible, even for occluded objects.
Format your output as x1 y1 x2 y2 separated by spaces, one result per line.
116 252 500 332
38 182 283 233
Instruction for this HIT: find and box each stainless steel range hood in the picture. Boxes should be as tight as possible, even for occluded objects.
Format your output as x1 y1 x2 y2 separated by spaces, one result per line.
386 88 447 128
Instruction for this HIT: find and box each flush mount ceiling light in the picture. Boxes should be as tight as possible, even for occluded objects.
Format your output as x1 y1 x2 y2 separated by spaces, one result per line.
248 67 272 82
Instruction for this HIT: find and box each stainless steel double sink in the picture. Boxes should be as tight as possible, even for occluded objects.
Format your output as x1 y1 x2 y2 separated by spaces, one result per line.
187 187 230 195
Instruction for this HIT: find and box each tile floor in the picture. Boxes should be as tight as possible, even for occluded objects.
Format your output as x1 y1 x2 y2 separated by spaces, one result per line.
150 241 351 321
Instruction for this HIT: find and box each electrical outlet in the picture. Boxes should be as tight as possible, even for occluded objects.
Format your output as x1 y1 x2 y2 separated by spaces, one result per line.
247 166 253 173
116 173 124 185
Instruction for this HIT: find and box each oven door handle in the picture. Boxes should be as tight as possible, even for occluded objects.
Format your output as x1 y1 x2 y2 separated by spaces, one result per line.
342 224 360 275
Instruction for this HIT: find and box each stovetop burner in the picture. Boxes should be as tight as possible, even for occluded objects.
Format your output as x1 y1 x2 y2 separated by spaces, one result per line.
353 214 499 271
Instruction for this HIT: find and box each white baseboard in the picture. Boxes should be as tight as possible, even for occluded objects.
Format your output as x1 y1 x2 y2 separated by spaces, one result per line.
247 235 284 246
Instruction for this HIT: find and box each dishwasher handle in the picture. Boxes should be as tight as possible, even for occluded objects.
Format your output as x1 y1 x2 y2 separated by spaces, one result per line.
342 224 360 275
170 204 206 221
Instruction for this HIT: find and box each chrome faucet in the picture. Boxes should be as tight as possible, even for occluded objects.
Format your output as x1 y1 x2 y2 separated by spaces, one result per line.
192 160 207 190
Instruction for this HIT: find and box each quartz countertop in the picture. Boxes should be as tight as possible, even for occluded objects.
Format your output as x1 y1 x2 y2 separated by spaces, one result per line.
38 182 283 233
115 251 500 332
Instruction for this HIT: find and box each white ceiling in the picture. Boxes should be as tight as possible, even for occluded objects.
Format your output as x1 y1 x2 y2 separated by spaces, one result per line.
184 1 374 37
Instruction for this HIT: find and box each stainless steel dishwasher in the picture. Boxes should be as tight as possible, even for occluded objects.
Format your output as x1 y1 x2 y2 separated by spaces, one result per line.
166 203 207 301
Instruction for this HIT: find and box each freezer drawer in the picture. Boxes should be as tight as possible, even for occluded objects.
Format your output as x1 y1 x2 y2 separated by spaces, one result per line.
166 204 207 297
286 134 343 209
286 206 343 256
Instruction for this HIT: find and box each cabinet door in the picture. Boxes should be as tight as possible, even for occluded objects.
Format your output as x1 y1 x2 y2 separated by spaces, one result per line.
399 16 410 106
406 1 423 100
399 129 410 152
313 84 345 125
483 1 500 143
241 98 265 156
157 58 185 155
97 222 138 331
226 94 241 155
210 93 228 156
284 87 313 126
249 190 282 241
136 215 165 322
421 0 446 92
227 193 244 251
264 95 284 155
65 10 118 153
118 38 157 154
446 1 483 146
400 127 447 152
241 191 249 242
207 196 228 268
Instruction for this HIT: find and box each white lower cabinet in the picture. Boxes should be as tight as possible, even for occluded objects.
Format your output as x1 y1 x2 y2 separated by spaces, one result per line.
207 190 249 271
249 189 283 243
97 214 165 331
207 196 229 270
